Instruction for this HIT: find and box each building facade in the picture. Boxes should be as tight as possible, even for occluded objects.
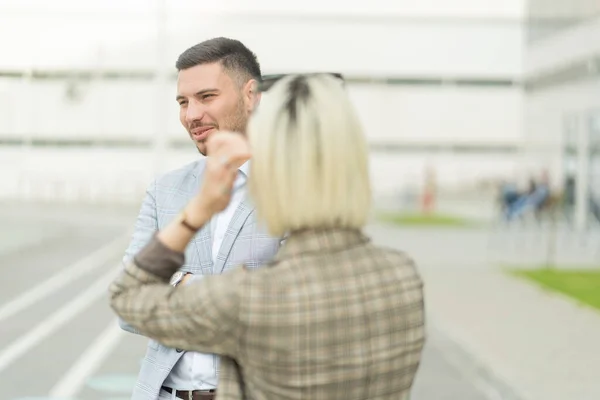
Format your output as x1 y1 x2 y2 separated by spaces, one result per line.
524 0 600 229
0 1 525 205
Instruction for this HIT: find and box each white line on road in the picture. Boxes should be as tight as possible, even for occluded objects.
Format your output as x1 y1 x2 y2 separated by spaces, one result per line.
0 233 129 324
49 318 124 398
0 265 120 373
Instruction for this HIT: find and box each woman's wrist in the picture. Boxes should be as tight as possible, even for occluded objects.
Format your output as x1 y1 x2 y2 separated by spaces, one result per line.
156 197 212 252
184 197 211 229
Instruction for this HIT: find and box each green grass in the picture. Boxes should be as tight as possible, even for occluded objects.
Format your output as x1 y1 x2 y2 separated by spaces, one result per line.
377 212 473 227
510 268 600 310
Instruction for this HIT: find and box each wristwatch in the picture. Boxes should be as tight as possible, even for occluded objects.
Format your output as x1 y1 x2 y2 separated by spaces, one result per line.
176 211 201 233
170 271 190 287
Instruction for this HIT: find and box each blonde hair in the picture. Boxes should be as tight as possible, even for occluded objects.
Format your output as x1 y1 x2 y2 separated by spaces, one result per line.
247 74 371 237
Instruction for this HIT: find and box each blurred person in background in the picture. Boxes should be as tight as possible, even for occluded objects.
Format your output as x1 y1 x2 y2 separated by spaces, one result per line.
119 37 283 400
504 172 551 221
111 74 426 400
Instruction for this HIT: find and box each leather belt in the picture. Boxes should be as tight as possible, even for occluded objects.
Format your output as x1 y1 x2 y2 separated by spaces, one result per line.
161 386 217 400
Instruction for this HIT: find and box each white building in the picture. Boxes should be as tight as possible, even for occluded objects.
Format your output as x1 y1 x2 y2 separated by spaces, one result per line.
523 0 600 229
0 0 526 204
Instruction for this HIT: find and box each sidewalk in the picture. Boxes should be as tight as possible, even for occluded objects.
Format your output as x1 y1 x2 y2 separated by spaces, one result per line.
366 223 600 400
425 267 600 400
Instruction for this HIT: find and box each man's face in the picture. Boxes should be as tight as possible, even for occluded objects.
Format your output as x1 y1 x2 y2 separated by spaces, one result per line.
176 62 254 155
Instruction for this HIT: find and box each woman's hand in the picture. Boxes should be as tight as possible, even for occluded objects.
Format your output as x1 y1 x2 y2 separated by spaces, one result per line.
188 131 251 219
156 131 251 252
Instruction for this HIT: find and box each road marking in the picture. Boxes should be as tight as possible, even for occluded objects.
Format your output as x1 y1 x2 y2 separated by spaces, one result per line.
0 265 120 373
49 319 124 398
85 373 138 394
0 234 129 324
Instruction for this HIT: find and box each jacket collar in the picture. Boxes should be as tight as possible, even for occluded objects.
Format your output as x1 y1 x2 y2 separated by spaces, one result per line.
273 228 369 261
192 158 251 179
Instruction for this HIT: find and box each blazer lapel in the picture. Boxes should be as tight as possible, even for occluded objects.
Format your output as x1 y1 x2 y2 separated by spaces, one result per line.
188 161 214 275
190 221 214 275
214 195 254 274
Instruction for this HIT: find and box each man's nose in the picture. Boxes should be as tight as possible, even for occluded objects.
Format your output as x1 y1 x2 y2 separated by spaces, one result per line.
185 100 206 124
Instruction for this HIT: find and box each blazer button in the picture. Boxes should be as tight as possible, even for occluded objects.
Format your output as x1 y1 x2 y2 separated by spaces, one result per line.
176 348 183 353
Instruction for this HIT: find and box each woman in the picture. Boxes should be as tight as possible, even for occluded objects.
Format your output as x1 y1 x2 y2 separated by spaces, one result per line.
110 74 425 400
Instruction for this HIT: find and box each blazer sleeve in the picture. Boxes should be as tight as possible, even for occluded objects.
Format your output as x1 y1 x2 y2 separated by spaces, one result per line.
109 236 245 358
118 179 159 334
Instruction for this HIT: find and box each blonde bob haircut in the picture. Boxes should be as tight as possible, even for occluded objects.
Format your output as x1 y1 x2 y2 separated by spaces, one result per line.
247 74 371 237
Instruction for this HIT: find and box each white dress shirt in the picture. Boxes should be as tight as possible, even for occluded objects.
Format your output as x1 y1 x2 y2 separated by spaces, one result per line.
162 161 249 391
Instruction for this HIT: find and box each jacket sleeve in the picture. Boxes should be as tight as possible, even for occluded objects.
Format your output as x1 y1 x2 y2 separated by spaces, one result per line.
109 236 245 358
118 179 159 335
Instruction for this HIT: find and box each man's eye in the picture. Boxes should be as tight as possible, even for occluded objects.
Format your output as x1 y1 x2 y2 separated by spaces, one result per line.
178 101 187 106
202 94 215 100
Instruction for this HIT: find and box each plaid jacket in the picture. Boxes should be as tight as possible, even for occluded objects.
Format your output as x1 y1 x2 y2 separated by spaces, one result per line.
110 228 426 400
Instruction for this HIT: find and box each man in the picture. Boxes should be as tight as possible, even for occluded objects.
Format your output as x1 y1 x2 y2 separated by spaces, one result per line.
119 37 282 400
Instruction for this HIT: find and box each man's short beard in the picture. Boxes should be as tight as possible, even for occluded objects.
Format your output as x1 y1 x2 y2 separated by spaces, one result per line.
228 96 249 135
195 98 248 155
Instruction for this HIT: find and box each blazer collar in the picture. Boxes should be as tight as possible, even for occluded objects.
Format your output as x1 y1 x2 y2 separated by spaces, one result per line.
274 228 369 261
192 158 251 179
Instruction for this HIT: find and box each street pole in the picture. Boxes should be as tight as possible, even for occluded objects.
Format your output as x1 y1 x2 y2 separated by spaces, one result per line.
575 116 590 233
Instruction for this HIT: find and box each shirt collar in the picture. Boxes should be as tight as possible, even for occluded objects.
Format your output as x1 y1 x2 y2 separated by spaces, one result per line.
194 158 250 179
238 160 250 178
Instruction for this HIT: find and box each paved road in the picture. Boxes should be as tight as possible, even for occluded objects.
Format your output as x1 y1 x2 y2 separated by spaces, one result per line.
0 202 500 400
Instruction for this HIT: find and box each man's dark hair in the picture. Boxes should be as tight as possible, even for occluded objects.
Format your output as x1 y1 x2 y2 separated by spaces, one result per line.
175 37 261 86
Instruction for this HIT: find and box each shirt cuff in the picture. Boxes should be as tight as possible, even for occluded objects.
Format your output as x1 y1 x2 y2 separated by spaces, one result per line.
133 234 185 280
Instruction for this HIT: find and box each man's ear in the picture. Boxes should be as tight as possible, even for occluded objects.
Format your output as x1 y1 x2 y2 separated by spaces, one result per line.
243 79 261 112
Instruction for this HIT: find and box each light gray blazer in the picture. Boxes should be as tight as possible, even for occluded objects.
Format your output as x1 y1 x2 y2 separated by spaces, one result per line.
119 159 282 400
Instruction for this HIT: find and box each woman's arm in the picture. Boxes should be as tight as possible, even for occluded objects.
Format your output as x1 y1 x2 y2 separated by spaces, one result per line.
109 131 251 356
109 234 246 357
